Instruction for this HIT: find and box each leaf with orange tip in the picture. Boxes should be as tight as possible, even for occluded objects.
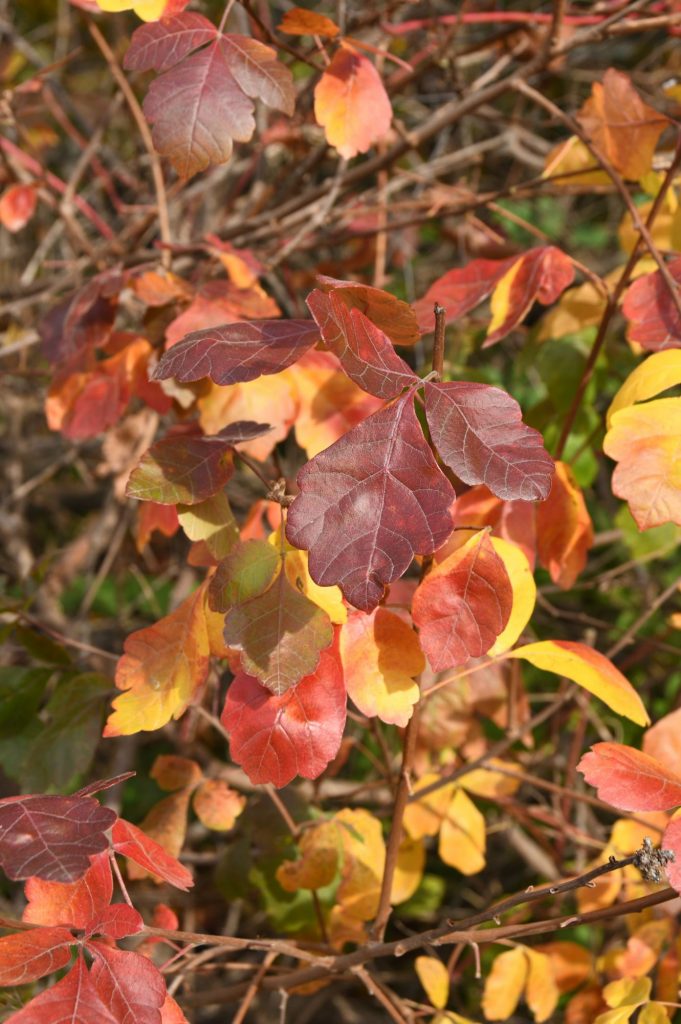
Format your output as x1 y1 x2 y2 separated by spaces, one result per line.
125 789 192 883
105 585 210 736
161 993 190 1024
576 68 668 180
604 398 681 530
438 788 486 875
534 942 593 994
415 956 449 1010
536 461 594 589
578 742 681 811
136 501 179 552
314 42 392 159
0 183 37 232
507 641 649 726
199 374 298 461
340 608 423 726
482 946 528 1021
192 779 245 831
315 276 420 348
487 538 536 656
111 818 194 890
412 531 513 671
280 7 339 37
276 820 340 893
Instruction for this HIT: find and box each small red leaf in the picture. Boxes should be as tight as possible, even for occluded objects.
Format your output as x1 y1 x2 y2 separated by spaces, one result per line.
0 927 75 986
424 380 554 501
0 794 116 883
154 319 319 385
578 742 681 811
0 183 37 233
307 289 418 399
286 393 455 611
89 943 167 1024
111 818 194 891
87 903 145 939
622 257 681 352
24 850 112 929
221 645 347 788
3 955 117 1024
412 531 513 671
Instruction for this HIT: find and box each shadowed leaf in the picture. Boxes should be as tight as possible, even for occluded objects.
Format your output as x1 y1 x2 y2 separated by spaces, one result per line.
126 434 234 506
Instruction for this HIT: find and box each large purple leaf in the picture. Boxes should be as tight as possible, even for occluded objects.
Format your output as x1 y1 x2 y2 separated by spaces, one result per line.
307 289 419 399
124 12 217 73
125 434 234 505
0 795 116 883
286 393 455 611
153 319 319 386
424 380 554 501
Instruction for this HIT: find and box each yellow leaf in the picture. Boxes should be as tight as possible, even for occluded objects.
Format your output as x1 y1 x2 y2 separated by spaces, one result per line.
487 538 536 654
487 260 523 340
192 780 245 832
415 956 449 1009
604 398 681 529
607 350 681 427
507 640 649 726
543 135 611 187
340 608 423 726
524 948 559 1023
199 375 298 461
638 1004 672 1024
538 280 607 341
482 946 528 1021
105 586 210 735
603 976 652 1009
404 774 455 840
178 491 239 560
439 788 486 875
269 526 346 624
391 834 425 905
459 758 521 799
276 820 340 892
96 0 168 19
335 809 385 920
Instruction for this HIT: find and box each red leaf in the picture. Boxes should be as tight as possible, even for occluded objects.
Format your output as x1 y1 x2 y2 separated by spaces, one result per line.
126 434 234 505
3 955 118 1024
39 271 122 367
662 818 681 893
412 531 513 671
315 275 420 347
89 943 167 1024
124 11 217 72
307 289 418 399
221 645 347 788
111 818 194 891
0 183 37 232
0 927 75 986
87 903 145 940
578 742 681 811
286 393 455 611
24 850 112 929
153 320 319 385
414 247 574 344
160 994 189 1024
424 380 554 501
0 795 116 883
73 773 136 800
622 257 681 352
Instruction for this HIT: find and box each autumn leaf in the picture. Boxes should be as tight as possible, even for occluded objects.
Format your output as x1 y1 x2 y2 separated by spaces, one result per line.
221 645 347 787
177 491 239 560
3 955 118 1024
604 398 681 529
0 183 37 232
412 531 513 671
209 539 280 611
607 350 681 427
286 393 455 611
280 8 339 37
192 779 245 831
404 774 455 840
96 0 188 19
314 42 392 159
340 608 423 726
662 817 681 893
126 432 234 505
39 270 122 367
578 742 681 811
438 788 486 874
315 275 421 347
0 928 76 985
24 850 112 929
111 818 194 890
307 289 418 399
124 13 295 178
487 537 536 656
165 278 280 346
536 460 594 589
424 380 554 501
136 501 179 551
153 319 320 385
269 528 347 625
125 790 192 881
276 820 341 892
508 640 649 726
104 585 210 735
0 794 116 883
576 68 669 180
622 257 681 351
482 946 528 1020
335 808 385 920
391 834 425 904
414 246 574 344
89 943 167 1024
416 956 449 1009
643 706 681 769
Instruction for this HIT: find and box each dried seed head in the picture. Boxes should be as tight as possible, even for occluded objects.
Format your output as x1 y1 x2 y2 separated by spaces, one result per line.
633 836 676 884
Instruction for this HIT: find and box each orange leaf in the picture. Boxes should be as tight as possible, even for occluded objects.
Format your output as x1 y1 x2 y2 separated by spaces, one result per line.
536 461 594 589
105 585 210 735
578 742 681 811
404 773 455 840
340 608 423 726
314 42 392 159
151 755 203 791
280 7 339 37
0 183 37 232
391 834 425 905
335 809 385 920
126 789 192 881
192 779 245 831
643 707 681 772
276 820 340 892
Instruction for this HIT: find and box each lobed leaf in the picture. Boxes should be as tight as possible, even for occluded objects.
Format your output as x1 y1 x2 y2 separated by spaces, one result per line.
578 742 681 811
424 380 554 501
124 11 217 72
0 927 76 986
3 955 118 1024
315 275 420 347
286 393 455 611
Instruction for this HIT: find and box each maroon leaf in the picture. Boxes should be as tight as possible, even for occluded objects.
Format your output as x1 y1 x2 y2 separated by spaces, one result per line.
0 795 116 883
224 566 333 695
221 645 347 788
89 943 167 1024
111 819 194 891
307 289 419 399
621 257 681 351
126 435 234 505
0 927 75 986
124 12 217 73
3 955 118 1024
211 421 271 444
286 393 455 611
39 271 122 367
74 773 136 800
153 320 319 385
424 380 554 501
316 275 420 347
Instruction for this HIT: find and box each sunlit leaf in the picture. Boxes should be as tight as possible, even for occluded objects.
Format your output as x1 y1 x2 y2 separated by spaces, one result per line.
487 538 536 655
192 779 245 831
482 946 528 1021
578 742 681 810
314 42 391 159
622 257 681 351
111 818 194 890
438 788 485 875
607 350 681 427
415 956 449 1009
536 460 594 589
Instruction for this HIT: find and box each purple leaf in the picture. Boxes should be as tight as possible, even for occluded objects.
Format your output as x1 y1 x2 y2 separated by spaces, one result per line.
153 319 319 385
424 380 554 501
286 393 455 611
126 434 234 505
124 12 217 73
